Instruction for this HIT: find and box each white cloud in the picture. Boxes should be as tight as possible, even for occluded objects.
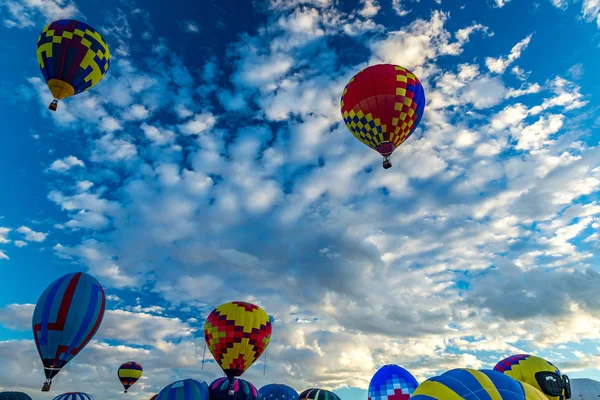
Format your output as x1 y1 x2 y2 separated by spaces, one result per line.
123 104 150 121
48 155 85 173
14 240 27 248
16 226 47 242
583 0 600 27
359 0 380 17
91 134 138 162
2 0 78 29
0 228 10 244
0 251 7 260
391 0 410 16
486 34 533 74
180 20 200 33
494 0 512 7
179 113 217 135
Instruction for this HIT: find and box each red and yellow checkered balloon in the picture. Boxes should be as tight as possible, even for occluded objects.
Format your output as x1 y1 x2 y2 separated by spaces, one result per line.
341 64 426 160
203 301 272 378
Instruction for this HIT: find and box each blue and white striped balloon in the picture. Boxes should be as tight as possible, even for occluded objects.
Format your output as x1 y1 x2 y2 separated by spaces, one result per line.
52 393 94 400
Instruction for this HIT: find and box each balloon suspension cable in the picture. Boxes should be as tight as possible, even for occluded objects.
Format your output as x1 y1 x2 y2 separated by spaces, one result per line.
201 340 207 370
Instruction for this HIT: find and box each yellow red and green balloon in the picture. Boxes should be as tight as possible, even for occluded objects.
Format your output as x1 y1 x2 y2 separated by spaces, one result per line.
36 19 110 111
204 301 272 381
341 64 426 170
299 389 341 400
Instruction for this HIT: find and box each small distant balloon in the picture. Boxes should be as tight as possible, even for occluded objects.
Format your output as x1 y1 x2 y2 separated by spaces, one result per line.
118 361 143 393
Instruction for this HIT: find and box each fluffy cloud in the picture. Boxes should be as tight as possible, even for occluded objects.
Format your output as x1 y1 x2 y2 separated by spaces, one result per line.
48 155 85 173
16 226 47 242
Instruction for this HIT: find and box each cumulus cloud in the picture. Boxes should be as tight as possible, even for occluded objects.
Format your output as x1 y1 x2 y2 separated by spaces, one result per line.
48 155 85 173
16 226 47 242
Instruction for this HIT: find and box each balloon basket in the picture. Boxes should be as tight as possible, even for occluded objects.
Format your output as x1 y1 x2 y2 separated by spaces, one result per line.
42 382 51 392
49 100 58 111
383 159 392 169
229 389 235 396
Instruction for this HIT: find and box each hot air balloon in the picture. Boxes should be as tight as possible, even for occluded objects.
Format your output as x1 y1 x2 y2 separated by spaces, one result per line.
36 19 110 111
52 394 94 400
369 364 419 400
0 393 33 400
570 378 600 399
412 368 547 400
341 64 426 169
204 301 272 394
32 272 106 391
494 354 571 400
259 384 299 400
210 377 260 400
156 379 209 400
299 389 340 400
118 361 143 393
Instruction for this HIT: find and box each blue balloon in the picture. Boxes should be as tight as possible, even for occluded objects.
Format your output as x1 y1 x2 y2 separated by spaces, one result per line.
157 379 209 400
32 272 106 391
52 394 93 400
259 384 299 400
368 364 419 400
0 393 33 400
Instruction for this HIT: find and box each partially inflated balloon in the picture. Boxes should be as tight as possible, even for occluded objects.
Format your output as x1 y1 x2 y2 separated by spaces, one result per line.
341 64 426 169
259 384 299 400
412 369 547 400
52 394 94 400
0 393 33 400
299 389 340 400
210 377 260 400
36 19 110 111
156 379 209 400
494 354 571 400
32 272 105 391
204 301 272 379
369 364 419 400
118 361 143 393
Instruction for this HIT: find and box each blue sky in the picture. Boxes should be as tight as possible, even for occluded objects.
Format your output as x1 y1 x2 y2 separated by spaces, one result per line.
0 0 599 399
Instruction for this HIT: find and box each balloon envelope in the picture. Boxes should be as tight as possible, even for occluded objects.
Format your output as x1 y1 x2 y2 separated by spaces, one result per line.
52 394 94 400
0 393 33 400
299 389 340 400
259 384 299 400
118 361 143 392
36 19 110 109
340 64 426 162
210 377 260 400
369 364 419 400
204 301 272 379
412 368 547 400
157 379 209 400
32 272 105 390
494 354 569 400
570 378 600 399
